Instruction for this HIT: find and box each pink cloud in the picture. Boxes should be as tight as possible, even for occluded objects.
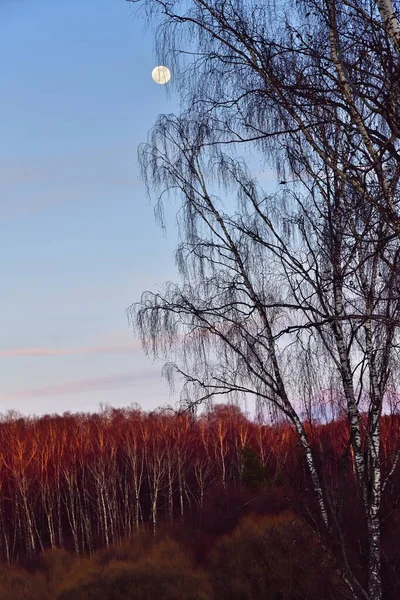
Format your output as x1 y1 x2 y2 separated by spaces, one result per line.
0 369 158 402
0 343 141 358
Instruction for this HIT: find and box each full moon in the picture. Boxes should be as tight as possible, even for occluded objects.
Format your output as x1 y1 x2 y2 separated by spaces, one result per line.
151 65 171 85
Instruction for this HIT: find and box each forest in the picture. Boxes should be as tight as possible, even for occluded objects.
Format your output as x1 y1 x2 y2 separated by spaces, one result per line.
2 0 400 596
0 405 399 598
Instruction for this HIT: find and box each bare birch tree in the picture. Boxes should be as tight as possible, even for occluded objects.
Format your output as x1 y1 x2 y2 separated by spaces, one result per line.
128 0 400 597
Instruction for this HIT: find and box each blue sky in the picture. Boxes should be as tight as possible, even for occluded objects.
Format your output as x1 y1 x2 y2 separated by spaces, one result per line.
0 0 181 415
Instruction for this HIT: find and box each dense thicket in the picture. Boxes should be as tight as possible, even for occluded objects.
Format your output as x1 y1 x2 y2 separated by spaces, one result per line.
0 512 342 600
0 404 399 596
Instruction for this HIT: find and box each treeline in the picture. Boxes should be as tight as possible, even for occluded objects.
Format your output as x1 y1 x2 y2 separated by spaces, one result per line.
0 405 399 587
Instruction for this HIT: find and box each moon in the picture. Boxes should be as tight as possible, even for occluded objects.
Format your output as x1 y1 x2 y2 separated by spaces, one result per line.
151 65 171 85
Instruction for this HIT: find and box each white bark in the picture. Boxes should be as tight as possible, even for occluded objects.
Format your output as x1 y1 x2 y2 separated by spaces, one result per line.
376 0 400 55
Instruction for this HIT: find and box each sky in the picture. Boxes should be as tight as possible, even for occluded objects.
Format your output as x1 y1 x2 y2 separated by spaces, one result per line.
0 0 182 416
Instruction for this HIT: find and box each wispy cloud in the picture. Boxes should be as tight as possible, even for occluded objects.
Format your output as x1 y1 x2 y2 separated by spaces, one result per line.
0 142 136 186
0 369 158 401
0 142 139 218
0 343 141 358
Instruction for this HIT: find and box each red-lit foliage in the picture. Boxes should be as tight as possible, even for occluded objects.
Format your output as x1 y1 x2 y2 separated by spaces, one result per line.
0 514 339 600
0 536 212 600
0 405 399 596
208 511 346 599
